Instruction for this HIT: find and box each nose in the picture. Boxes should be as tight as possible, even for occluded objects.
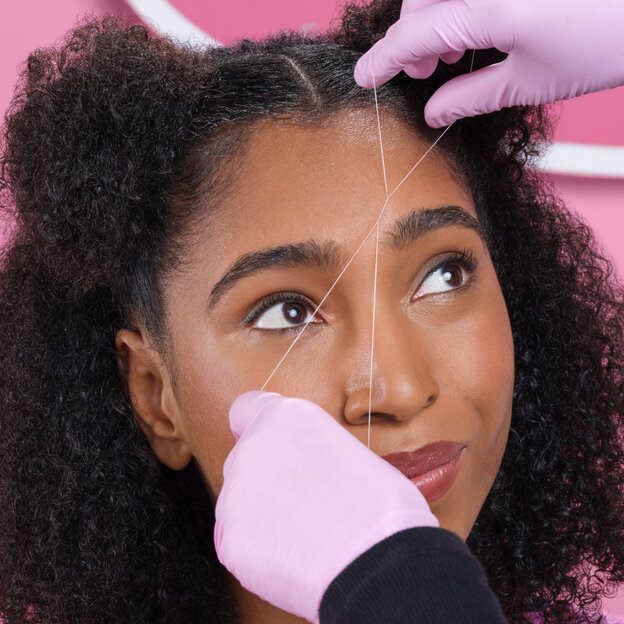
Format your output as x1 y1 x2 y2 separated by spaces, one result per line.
342 311 439 426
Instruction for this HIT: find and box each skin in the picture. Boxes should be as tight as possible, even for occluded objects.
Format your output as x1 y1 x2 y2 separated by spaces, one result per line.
116 109 515 623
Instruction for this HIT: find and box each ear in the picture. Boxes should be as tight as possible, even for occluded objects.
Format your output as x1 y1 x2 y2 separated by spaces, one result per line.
115 328 192 470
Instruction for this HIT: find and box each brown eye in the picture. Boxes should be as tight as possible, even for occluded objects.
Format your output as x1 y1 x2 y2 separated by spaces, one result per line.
253 299 320 330
441 264 464 288
282 302 307 324
415 262 470 298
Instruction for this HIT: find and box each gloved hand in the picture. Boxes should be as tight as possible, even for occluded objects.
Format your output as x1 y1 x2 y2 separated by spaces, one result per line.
214 391 438 624
354 0 624 127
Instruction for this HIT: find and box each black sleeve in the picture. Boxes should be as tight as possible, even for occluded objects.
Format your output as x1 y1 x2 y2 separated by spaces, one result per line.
319 527 506 624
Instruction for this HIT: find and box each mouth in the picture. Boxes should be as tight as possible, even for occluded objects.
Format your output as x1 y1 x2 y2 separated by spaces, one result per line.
382 441 466 504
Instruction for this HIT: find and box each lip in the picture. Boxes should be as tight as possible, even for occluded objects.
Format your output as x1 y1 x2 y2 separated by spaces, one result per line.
382 442 466 504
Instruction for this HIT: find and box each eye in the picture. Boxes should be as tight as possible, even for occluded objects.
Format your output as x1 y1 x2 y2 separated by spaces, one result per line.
415 251 476 298
247 293 321 331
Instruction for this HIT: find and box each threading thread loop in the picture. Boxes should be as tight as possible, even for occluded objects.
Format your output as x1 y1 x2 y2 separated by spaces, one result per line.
259 51 475 421
367 67 387 447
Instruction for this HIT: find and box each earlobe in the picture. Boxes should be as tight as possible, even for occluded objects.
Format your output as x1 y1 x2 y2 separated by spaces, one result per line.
115 328 193 471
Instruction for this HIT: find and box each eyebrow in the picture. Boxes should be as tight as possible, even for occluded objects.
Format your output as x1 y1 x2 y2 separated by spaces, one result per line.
207 205 483 310
389 205 484 250
207 240 342 309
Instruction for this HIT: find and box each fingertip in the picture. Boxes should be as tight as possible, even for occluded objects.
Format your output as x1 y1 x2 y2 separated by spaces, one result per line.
440 50 464 65
354 54 378 89
424 112 452 128
423 101 454 128
354 62 370 89
403 56 438 80
424 88 465 127
229 390 283 439
425 63 512 127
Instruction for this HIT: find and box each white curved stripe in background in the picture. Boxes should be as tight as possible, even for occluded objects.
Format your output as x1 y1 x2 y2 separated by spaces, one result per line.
123 0 623 180
124 0 221 46
540 143 624 179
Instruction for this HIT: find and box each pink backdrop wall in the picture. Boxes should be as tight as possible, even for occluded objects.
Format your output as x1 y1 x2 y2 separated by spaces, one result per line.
2 0 623 615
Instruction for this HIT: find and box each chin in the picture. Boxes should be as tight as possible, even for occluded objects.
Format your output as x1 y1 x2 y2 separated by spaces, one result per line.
431 497 482 541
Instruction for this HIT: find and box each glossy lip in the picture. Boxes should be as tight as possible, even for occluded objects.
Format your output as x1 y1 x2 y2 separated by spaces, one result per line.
382 442 466 504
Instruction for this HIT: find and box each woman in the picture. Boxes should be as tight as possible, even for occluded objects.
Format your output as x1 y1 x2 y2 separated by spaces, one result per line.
0 0 623 622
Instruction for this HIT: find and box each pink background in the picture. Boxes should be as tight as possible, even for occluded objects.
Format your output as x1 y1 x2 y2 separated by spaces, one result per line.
1 0 623 615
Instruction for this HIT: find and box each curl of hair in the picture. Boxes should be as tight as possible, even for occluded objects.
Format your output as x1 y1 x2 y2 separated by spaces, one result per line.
1 2 623 622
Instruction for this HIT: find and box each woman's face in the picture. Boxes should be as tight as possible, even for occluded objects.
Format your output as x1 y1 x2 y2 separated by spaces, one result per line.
136 109 515 541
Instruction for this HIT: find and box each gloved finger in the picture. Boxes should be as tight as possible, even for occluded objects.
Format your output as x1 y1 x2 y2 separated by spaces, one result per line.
424 60 514 127
404 51 463 79
441 50 464 64
365 45 464 86
404 56 439 79
228 390 283 440
213 485 228 560
400 0 449 17
355 3 487 88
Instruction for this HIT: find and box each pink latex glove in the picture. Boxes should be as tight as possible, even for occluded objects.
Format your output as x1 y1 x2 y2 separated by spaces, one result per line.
354 0 624 127
214 391 438 624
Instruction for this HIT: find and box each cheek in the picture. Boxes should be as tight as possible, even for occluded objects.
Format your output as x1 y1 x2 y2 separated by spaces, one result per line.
450 310 514 422
430 275 515 429
171 336 247 503
168 321 338 503
455 301 514 479
424 281 514 536
183 404 233 504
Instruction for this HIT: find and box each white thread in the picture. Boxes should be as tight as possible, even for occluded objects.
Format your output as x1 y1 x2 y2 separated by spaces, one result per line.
260 204 387 392
260 132 451 392
260 119 451 392
367 219 380 448
367 67 388 447
260 51 479 411
372 72 389 197
365 49 475 444
385 124 452 201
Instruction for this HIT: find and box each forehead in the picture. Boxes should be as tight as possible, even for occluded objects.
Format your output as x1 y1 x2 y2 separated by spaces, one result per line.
211 109 474 246
184 109 476 288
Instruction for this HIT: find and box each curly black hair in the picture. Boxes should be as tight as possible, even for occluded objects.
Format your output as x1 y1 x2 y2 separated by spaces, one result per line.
1 1 623 622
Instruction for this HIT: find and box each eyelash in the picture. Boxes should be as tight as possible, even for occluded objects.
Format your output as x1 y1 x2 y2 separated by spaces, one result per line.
417 248 478 297
242 291 317 332
242 248 478 332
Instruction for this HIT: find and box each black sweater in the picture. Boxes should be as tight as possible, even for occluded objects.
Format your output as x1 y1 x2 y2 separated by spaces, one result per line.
319 527 506 624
